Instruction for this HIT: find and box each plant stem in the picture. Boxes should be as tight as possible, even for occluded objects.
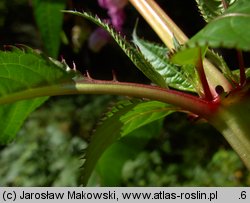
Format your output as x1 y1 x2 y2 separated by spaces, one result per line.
221 0 229 9
197 49 213 100
129 0 187 49
237 50 246 86
0 80 218 118
128 0 232 93
210 104 250 170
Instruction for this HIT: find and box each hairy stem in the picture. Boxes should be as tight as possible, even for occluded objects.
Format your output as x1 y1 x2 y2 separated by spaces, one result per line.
0 80 218 118
128 0 232 92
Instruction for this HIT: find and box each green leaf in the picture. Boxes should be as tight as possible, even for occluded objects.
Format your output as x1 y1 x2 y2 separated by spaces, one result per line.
63 11 167 87
206 49 237 83
0 98 47 143
132 30 195 92
0 46 75 143
170 46 208 94
246 68 250 78
171 46 208 66
0 46 74 97
33 0 67 58
195 0 236 22
80 100 176 185
120 101 175 136
189 0 250 51
95 120 163 186
232 67 250 80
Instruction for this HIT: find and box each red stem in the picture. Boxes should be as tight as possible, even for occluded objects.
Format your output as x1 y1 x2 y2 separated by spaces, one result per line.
221 0 229 9
196 49 213 101
221 1 246 87
237 50 246 86
0 78 220 119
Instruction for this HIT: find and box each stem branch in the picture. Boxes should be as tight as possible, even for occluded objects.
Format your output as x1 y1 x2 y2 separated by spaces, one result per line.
0 80 218 118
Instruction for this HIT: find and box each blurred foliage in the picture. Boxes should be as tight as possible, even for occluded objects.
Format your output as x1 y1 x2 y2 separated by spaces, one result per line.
121 114 250 186
0 95 114 186
0 124 84 186
89 114 250 187
122 146 250 186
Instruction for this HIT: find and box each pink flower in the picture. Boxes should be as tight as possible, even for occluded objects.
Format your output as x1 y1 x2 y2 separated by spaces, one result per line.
98 0 128 31
88 27 111 52
98 0 128 10
88 0 128 52
108 8 125 31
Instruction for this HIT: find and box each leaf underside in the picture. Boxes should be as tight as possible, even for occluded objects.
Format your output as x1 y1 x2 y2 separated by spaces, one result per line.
132 29 196 92
190 0 250 51
80 100 177 185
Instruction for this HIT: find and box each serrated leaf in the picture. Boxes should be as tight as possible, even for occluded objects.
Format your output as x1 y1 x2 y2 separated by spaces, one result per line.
195 0 236 22
0 47 76 143
206 49 237 82
0 47 74 97
80 100 177 185
132 30 195 92
190 0 250 51
63 11 167 87
120 101 176 136
33 0 67 58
